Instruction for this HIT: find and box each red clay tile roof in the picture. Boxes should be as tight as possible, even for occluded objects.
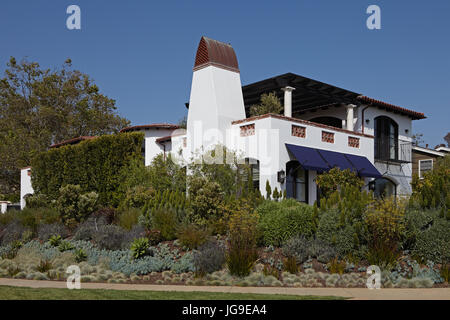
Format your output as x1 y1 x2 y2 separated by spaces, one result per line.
194 36 239 73
357 96 426 120
119 124 179 133
50 136 97 148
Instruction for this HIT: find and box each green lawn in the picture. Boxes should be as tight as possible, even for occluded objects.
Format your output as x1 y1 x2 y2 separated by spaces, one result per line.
0 285 344 300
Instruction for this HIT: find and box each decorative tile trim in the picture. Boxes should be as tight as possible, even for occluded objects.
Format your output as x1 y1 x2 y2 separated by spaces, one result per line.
348 136 360 148
240 124 255 137
322 131 335 143
292 125 306 138
231 113 374 138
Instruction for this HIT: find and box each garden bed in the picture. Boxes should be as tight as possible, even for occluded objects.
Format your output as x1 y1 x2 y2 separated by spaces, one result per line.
0 238 447 289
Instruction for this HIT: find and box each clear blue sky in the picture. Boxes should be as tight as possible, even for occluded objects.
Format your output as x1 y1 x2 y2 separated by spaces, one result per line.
1 0 449 147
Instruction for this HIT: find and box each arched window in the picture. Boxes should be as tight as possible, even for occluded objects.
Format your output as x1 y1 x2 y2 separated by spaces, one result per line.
243 158 260 190
375 116 398 160
371 177 397 198
309 116 342 129
286 160 308 203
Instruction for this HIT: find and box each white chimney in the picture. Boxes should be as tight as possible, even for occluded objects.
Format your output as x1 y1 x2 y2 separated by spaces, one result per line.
282 86 295 117
187 37 246 151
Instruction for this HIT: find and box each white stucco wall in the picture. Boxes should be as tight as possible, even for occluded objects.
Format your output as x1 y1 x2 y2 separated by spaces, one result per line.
187 65 246 153
355 105 413 196
135 128 178 166
227 115 374 203
20 167 34 209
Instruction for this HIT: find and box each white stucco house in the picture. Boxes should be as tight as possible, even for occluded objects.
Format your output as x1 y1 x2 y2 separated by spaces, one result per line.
20 36 427 208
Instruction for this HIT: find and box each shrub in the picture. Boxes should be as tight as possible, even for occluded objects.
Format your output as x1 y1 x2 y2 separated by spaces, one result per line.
24 194 49 209
0 240 23 259
402 208 437 250
122 225 146 248
177 224 210 250
74 248 87 263
130 238 150 260
441 264 450 283
146 229 163 246
411 155 449 211
194 240 226 276
263 265 279 278
412 217 450 264
121 186 155 210
48 235 62 247
0 220 26 245
283 256 298 274
315 168 364 198
364 198 406 269
91 207 117 225
92 224 126 250
38 223 68 241
56 184 98 227
150 208 179 241
117 208 141 230
36 259 52 273
58 240 74 252
226 211 259 277
31 132 145 207
282 236 336 264
187 176 224 226
257 199 315 246
316 209 359 258
73 218 99 241
328 257 346 275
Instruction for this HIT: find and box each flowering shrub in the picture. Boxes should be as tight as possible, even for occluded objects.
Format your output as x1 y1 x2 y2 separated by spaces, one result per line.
364 197 406 268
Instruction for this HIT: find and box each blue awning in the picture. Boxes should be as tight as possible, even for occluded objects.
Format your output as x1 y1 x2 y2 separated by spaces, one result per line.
285 144 329 172
316 149 355 172
344 153 382 178
285 143 382 178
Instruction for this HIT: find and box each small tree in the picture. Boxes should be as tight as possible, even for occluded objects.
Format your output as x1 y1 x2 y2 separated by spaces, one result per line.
265 180 272 200
249 92 283 116
272 187 280 201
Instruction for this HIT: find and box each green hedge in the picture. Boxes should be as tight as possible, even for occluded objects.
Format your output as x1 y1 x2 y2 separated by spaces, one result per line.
256 199 315 247
31 132 144 207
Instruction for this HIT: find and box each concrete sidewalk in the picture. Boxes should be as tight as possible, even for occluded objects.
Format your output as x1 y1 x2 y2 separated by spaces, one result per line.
1 278 449 300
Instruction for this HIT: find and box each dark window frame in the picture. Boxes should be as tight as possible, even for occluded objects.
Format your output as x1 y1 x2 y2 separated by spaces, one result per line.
286 160 309 204
375 116 399 161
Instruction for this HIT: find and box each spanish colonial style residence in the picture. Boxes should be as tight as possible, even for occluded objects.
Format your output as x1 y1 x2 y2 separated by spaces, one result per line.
20 36 427 208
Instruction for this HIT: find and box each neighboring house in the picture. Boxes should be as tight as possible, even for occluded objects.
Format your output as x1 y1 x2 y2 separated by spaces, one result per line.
20 36 428 207
20 166 33 209
119 124 181 166
412 145 449 179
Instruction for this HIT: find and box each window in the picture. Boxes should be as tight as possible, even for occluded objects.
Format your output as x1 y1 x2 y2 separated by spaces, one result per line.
242 158 260 190
419 159 433 178
375 116 398 160
371 177 396 198
286 161 308 203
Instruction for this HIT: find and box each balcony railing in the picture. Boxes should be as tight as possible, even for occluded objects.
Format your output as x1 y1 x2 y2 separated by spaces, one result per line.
375 138 411 163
